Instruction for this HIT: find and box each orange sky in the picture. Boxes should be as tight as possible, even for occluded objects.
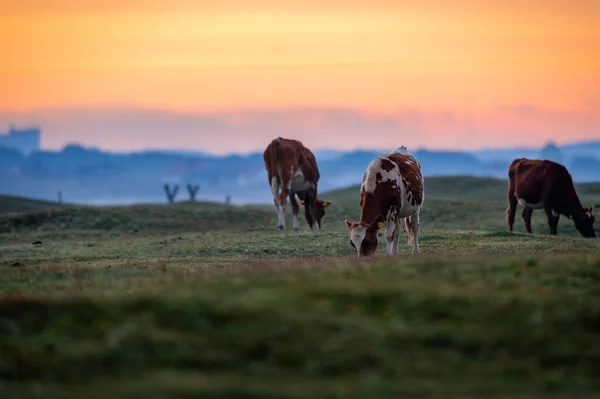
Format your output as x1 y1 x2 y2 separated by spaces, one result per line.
1 0 599 153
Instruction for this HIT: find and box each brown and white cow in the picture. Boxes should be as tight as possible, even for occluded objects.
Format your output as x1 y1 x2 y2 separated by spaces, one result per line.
344 146 425 256
263 137 333 231
506 158 597 238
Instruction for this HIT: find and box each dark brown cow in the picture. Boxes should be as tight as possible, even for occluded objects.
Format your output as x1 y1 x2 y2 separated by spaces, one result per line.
506 158 597 238
263 137 332 231
344 146 425 257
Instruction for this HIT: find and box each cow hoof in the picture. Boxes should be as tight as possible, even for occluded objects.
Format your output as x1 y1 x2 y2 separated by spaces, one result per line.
294 227 300 231
277 225 284 230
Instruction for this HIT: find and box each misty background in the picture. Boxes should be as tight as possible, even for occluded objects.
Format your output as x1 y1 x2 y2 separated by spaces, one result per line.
1 124 599 206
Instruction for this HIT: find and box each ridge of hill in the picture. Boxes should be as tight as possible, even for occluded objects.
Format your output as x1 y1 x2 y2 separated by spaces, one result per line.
2 176 599 238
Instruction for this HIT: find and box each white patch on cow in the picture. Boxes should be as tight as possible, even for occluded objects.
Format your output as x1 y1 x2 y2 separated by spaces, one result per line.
552 210 560 217
385 206 397 222
517 198 543 209
293 214 300 230
290 168 314 193
361 158 402 194
277 204 285 228
350 225 367 256
585 211 592 218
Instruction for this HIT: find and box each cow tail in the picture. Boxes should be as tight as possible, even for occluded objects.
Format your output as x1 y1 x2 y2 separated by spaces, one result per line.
269 137 282 188
271 137 282 170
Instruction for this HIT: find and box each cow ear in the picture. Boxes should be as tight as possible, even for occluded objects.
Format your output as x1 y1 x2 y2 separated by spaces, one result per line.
369 214 385 230
344 220 353 230
320 200 333 208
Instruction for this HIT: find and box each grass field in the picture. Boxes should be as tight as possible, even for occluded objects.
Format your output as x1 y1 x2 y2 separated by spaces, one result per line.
1 176 600 398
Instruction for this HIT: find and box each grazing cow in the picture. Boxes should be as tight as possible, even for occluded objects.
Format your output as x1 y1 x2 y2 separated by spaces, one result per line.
263 137 333 231
344 146 424 257
506 158 597 238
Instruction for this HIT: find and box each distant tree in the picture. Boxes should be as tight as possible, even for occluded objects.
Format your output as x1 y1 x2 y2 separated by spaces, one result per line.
539 141 563 164
163 183 179 204
186 184 200 202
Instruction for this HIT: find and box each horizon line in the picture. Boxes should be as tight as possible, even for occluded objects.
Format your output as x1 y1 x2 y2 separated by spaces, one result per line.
19 138 597 158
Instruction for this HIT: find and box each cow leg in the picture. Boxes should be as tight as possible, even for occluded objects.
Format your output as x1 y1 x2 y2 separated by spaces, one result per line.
277 193 288 230
307 189 320 231
289 193 301 231
522 207 533 234
545 207 559 235
409 211 421 254
303 196 315 230
276 174 292 230
392 221 401 254
405 216 414 246
270 176 284 229
311 201 320 230
270 175 279 204
385 221 400 255
506 193 517 232
271 178 279 212
385 221 395 255
552 213 560 235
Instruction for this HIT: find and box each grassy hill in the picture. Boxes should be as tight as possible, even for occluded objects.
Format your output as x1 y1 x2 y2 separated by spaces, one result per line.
3 176 598 237
0 194 71 214
323 175 600 203
1 176 600 398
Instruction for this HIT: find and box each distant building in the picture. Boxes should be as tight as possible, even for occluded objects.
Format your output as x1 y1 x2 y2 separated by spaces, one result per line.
0 124 41 155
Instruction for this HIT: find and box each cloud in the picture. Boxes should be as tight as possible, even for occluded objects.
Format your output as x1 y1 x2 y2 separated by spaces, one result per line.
498 104 541 115
0 104 597 154
0 106 432 154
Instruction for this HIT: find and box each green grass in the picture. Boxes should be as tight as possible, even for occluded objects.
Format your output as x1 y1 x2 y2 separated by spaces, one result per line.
1 176 600 398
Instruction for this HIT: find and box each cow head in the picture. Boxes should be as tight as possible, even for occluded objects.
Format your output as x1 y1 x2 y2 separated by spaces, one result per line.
572 205 596 238
344 214 385 257
299 199 333 228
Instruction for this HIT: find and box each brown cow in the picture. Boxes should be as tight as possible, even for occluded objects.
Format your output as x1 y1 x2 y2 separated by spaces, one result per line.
263 137 332 231
506 158 597 238
344 146 425 257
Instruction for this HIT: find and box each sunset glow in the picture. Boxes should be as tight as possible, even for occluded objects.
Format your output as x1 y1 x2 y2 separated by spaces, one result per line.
1 0 599 153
